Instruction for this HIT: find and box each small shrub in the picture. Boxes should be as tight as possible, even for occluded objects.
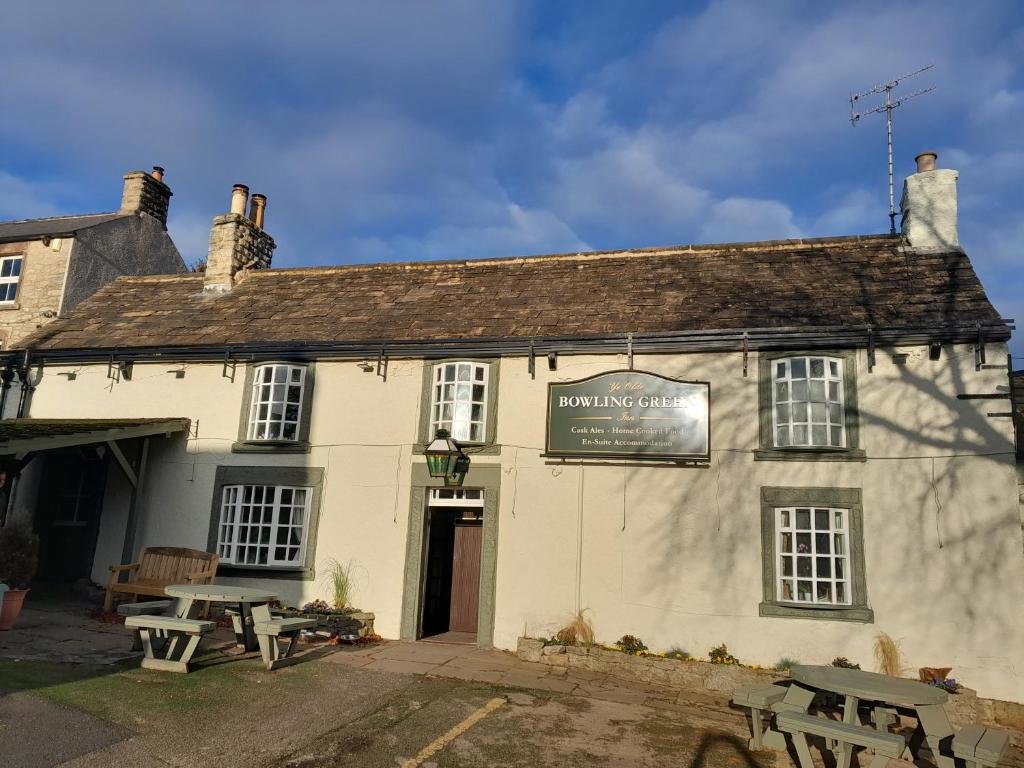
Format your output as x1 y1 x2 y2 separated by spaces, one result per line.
664 645 690 661
774 657 799 672
615 634 648 655
555 608 595 646
928 677 960 693
832 657 861 669
873 632 904 677
301 599 347 615
709 643 739 665
0 520 39 589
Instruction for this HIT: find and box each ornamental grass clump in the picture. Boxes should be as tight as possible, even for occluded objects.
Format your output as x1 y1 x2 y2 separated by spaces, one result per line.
709 643 739 665
554 608 595 646
615 634 648 655
774 657 799 671
664 645 691 661
873 632 904 677
321 558 355 611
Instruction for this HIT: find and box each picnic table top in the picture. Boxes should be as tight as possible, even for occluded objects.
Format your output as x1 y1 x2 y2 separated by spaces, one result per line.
791 665 948 707
165 584 278 603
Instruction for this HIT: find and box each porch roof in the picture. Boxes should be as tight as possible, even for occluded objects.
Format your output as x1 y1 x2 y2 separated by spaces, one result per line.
0 418 190 456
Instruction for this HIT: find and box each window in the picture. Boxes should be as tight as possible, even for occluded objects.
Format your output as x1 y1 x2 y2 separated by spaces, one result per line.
772 356 844 448
246 363 306 441
759 486 872 623
0 256 23 303
775 506 850 605
757 350 863 461
216 484 310 567
430 362 489 443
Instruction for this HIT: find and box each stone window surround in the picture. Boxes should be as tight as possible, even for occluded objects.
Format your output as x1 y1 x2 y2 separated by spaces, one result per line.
232 361 315 454
414 358 501 455
206 464 324 581
755 349 866 462
759 486 873 623
400 462 501 647
0 250 27 311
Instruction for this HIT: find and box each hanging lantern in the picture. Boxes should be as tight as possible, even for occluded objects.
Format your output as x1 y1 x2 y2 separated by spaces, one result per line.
424 429 461 479
444 454 471 487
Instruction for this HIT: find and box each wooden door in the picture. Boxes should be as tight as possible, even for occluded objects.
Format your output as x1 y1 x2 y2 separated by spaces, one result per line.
448 523 482 633
36 451 107 582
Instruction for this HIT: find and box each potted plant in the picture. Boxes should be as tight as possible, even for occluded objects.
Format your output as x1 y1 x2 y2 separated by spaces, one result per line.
0 519 39 630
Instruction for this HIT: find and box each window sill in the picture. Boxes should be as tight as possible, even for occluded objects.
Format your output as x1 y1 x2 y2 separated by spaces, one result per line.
231 441 311 454
754 448 867 462
218 564 314 581
0 302 21 311
759 601 873 623
412 442 501 456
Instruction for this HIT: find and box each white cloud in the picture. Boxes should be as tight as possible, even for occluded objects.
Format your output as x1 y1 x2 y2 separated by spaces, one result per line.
700 197 802 243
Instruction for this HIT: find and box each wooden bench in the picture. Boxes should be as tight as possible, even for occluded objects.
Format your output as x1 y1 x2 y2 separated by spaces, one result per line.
777 711 906 768
125 615 215 673
953 725 1010 768
105 546 219 613
733 682 815 751
253 617 317 670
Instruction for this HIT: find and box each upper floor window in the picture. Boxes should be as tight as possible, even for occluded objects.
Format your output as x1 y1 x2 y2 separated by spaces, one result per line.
217 483 309 567
772 356 845 448
0 256 23 303
430 361 489 443
246 363 306 442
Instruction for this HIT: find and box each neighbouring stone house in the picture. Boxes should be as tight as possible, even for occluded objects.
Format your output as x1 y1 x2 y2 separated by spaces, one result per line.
0 167 185 349
1 152 1021 703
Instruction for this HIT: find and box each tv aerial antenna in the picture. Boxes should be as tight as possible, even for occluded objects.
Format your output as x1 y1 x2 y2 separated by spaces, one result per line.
850 65 935 235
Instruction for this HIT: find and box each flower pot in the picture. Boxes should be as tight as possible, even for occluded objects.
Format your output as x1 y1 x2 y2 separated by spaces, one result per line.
0 588 29 630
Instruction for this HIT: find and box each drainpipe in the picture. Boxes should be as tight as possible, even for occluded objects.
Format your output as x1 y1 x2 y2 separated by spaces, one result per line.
0 366 15 419
16 349 33 418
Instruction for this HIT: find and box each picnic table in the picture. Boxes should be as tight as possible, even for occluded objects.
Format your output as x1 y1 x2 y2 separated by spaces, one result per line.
166 584 277 652
790 664 955 768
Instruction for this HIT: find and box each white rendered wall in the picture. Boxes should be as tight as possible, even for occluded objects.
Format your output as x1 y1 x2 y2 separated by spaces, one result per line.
24 343 1024 702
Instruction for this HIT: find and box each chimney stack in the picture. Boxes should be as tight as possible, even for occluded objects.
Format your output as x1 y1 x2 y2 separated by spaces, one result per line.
119 166 172 228
203 185 275 293
900 151 959 250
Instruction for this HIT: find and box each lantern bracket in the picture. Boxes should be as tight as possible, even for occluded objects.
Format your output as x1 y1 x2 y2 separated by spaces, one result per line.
528 340 536 379
377 347 389 382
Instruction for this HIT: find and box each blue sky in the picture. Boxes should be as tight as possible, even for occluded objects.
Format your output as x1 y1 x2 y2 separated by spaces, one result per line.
1 1 1021 357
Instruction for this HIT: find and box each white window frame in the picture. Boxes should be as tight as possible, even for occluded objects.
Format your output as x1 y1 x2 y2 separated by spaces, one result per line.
430 361 489 443
0 255 24 304
246 363 306 442
428 487 485 507
771 356 845 448
216 483 310 567
775 506 851 606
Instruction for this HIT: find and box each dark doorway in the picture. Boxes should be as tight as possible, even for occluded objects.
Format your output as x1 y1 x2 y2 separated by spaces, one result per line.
420 504 483 643
35 449 108 582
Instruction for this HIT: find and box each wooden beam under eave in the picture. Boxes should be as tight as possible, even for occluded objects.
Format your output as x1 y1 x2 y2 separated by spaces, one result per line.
106 439 137 487
120 437 150 564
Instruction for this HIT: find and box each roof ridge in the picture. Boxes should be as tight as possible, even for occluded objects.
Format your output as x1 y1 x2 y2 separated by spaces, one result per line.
0 210 123 226
238 233 901 277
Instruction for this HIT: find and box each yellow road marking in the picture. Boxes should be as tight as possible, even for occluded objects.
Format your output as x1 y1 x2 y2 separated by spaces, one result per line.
400 696 506 768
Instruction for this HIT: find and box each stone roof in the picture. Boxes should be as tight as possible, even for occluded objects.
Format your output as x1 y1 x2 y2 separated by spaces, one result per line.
0 212 129 243
12 234 1009 352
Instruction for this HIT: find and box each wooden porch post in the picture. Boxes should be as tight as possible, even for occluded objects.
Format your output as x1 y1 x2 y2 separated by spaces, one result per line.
120 437 150 564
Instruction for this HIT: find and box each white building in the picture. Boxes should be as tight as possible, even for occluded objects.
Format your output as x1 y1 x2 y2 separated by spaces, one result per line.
2 155 1021 702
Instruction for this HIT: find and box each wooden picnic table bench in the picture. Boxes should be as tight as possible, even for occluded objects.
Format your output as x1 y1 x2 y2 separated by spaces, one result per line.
953 724 1010 768
253 617 317 670
125 614 215 673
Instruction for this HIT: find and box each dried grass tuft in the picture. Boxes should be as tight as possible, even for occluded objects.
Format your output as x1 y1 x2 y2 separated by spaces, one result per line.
555 608 595 646
874 632 904 677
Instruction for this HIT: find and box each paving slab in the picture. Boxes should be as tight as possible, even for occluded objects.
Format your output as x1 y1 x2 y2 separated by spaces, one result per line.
363 658 443 675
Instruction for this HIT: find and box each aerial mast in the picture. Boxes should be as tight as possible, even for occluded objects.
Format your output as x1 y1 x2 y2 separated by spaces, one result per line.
849 65 936 235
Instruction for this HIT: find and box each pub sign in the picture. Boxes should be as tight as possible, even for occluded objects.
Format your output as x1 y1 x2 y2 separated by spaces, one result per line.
545 370 710 460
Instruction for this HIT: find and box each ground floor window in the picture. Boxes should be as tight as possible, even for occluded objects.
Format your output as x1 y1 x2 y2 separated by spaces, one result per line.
217 484 309 567
759 486 872 623
207 465 324 578
775 506 850 605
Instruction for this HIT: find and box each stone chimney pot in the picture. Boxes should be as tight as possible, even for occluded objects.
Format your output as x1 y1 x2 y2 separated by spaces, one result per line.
203 185 275 293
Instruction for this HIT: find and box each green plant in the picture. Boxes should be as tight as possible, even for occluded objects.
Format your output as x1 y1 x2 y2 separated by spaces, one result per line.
615 634 648 655
873 632 904 677
301 599 347 615
664 645 690 661
709 643 739 665
0 520 38 589
320 558 354 611
774 657 799 671
832 657 861 669
555 608 595 646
